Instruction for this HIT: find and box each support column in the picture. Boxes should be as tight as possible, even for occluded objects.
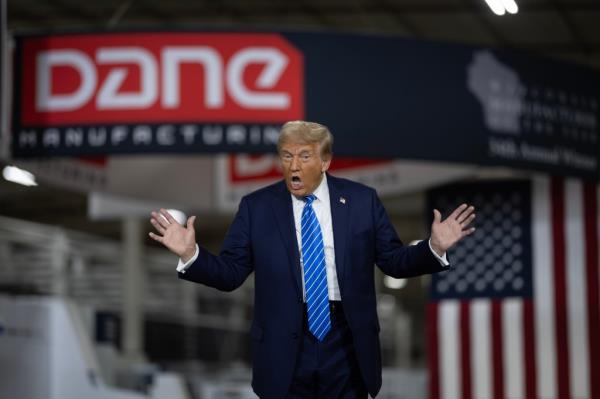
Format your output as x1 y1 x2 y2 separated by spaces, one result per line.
0 241 13 282
122 217 145 362
50 230 68 296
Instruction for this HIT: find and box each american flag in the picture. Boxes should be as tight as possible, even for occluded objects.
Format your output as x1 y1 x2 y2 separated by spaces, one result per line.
427 177 600 399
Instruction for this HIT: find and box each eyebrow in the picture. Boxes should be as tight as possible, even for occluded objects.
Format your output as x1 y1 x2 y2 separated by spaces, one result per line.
281 150 313 156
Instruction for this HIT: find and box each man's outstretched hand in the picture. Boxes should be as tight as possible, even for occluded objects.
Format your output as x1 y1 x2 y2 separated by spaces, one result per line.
149 209 197 262
430 204 476 257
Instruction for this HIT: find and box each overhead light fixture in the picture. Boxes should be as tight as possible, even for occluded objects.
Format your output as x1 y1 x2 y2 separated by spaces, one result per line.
2 165 38 187
501 0 519 14
484 0 518 15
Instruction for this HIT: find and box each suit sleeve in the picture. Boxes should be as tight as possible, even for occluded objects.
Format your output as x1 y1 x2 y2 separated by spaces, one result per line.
177 197 254 292
372 190 447 278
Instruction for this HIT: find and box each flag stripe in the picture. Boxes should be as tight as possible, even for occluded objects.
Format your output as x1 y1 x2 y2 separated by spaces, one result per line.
429 177 600 399
471 300 492 399
522 299 537 399
502 299 524 399
565 179 590 399
427 303 440 399
439 301 461 399
533 176 557 399
550 177 571 399
585 182 600 399
491 300 504 399
460 301 472 399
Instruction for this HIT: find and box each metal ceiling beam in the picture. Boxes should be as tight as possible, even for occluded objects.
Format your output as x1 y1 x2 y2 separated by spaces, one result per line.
12 2 600 22
120 3 600 16
464 0 509 47
368 0 423 37
130 0 176 24
296 0 337 30
107 0 134 28
547 0 592 57
6 2 51 24
44 0 102 21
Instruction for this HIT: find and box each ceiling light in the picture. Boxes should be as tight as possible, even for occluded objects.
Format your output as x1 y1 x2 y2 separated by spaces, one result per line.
484 0 519 15
2 165 38 186
484 0 508 16
501 0 519 14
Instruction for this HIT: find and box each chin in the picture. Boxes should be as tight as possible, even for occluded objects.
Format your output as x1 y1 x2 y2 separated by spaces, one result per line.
286 184 305 196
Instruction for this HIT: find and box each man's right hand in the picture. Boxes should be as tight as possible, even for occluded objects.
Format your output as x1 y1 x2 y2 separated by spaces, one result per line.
149 209 197 262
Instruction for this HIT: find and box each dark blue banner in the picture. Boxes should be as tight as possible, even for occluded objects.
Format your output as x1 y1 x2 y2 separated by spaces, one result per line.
11 31 600 180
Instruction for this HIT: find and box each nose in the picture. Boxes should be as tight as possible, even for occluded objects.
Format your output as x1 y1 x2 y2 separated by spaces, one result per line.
290 156 300 171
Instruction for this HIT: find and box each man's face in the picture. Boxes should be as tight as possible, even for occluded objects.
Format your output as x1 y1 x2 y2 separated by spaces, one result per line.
279 141 331 197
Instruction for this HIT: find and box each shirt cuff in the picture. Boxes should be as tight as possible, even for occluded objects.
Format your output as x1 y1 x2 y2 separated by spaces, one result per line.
428 238 449 267
176 244 199 273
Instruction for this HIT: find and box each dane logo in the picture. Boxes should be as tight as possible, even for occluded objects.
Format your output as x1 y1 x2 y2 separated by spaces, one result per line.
19 33 304 125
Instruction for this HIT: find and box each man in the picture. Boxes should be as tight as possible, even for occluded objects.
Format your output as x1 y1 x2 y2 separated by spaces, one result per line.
149 121 475 398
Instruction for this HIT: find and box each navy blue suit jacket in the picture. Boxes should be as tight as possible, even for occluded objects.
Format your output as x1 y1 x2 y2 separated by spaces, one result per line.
179 174 446 398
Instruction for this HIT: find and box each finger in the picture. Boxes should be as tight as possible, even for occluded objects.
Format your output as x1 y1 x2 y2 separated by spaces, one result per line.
449 203 468 220
433 209 442 224
186 215 196 230
456 206 475 223
160 208 178 224
151 211 170 229
150 218 166 235
460 213 476 227
148 232 164 243
462 227 476 237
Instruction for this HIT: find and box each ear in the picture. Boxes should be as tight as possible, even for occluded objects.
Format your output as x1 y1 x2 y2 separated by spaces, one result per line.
321 157 331 173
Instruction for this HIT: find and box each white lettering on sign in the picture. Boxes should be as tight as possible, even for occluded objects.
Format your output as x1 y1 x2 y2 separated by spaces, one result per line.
35 46 291 112
96 47 157 109
36 50 97 112
162 47 223 109
227 47 290 109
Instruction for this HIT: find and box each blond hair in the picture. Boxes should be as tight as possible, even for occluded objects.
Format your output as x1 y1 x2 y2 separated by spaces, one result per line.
277 120 334 160
277 121 333 159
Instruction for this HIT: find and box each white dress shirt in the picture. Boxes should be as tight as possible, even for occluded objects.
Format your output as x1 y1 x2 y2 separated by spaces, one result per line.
292 174 341 300
177 174 449 296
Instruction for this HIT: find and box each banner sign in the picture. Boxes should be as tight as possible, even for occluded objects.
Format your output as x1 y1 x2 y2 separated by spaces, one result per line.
11 31 600 180
13 33 303 155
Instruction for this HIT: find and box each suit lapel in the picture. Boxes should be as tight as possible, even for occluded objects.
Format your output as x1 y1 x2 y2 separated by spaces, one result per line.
271 182 303 296
327 174 349 294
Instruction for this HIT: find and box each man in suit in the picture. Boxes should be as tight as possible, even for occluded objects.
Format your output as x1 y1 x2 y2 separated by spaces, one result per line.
149 121 475 398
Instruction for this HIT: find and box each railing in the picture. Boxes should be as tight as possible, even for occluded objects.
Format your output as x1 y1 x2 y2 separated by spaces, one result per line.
0 215 253 331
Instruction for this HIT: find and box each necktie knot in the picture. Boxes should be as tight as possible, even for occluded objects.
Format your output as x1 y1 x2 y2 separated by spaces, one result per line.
304 194 317 205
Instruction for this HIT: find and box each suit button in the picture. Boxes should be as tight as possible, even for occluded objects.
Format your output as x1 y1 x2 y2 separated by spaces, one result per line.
298 297 303 303
292 333 299 339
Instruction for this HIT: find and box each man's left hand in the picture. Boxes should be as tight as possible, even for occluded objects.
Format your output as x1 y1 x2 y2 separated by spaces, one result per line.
430 204 476 257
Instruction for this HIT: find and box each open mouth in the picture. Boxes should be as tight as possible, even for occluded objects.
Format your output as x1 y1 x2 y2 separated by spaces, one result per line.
291 176 303 190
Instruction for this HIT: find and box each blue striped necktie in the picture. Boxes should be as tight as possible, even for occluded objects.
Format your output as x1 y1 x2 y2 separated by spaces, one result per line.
301 194 331 341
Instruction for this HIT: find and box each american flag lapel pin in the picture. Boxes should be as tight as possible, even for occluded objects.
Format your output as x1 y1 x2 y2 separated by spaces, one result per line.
339 197 346 204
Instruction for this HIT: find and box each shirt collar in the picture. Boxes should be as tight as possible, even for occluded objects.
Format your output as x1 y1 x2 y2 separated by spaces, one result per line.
312 173 328 202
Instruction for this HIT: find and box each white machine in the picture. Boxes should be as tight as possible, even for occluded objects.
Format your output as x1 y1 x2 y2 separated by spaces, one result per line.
0 295 189 399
